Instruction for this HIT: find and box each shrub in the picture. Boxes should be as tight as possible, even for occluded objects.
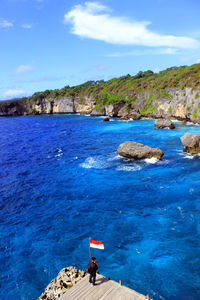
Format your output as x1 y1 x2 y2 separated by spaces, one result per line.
192 110 197 119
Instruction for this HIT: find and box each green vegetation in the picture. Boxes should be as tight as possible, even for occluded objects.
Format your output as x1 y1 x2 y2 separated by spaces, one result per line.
192 109 197 119
27 63 200 105
140 94 157 114
187 106 191 111
168 106 172 113
160 90 172 99
0 63 200 113
195 93 199 99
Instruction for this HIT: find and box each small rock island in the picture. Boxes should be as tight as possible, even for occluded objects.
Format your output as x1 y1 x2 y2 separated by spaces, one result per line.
117 141 164 160
181 132 200 154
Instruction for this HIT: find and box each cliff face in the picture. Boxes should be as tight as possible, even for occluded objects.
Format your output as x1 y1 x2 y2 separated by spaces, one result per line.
1 87 200 123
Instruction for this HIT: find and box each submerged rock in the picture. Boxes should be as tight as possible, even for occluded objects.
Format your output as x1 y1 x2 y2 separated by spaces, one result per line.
38 266 85 300
155 119 175 129
117 141 164 160
103 117 110 121
181 132 200 154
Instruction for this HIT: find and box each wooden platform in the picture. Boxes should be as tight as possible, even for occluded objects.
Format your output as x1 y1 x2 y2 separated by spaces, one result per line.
60 273 147 300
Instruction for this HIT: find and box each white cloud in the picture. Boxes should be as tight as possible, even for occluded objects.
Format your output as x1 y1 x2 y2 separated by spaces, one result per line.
0 19 13 28
15 64 33 75
106 48 180 57
64 2 199 49
21 24 32 29
197 59 200 63
2 89 27 100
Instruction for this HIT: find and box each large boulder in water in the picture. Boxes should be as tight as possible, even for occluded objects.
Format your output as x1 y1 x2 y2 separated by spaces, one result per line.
129 112 141 120
155 119 175 129
181 132 200 154
120 111 141 121
117 141 164 160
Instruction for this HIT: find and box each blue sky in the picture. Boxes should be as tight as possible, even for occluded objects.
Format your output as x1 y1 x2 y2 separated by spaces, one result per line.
0 0 200 100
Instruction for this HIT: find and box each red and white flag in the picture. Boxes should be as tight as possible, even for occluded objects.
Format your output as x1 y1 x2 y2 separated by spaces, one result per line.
90 239 104 250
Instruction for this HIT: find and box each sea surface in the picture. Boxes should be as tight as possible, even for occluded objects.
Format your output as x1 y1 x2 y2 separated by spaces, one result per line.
0 114 200 300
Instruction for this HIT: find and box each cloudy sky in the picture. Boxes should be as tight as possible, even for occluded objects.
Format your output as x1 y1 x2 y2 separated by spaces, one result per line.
0 0 200 100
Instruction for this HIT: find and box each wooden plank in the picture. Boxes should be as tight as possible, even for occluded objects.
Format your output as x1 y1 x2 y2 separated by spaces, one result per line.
60 274 147 300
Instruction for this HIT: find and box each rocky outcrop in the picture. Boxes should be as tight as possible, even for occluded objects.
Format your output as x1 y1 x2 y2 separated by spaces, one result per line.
74 96 94 114
38 266 85 300
105 104 119 117
117 141 164 160
103 117 110 121
90 107 105 116
181 132 200 154
154 119 175 129
0 100 32 116
120 111 141 121
52 97 74 114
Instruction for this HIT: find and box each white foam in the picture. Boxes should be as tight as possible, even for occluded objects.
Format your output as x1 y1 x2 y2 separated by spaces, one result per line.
189 188 194 194
183 154 194 159
144 157 159 164
177 206 184 218
116 165 142 172
107 155 121 161
172 119 179 123
80 156 108 169
186 121 200 126
177 150 194 159
135 248 141 254
80 157 95 169
55 148 63 158
55 153 63 157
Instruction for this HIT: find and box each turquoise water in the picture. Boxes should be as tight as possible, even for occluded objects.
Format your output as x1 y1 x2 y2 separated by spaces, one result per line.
0 115 200 300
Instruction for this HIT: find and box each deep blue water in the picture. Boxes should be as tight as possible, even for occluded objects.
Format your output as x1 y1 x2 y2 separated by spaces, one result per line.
0 114 200 300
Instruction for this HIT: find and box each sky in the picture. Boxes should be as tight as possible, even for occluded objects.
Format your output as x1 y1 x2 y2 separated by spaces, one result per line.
0 0 200 100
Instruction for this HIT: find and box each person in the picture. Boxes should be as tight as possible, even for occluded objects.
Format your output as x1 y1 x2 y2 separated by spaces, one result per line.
87 257 98 285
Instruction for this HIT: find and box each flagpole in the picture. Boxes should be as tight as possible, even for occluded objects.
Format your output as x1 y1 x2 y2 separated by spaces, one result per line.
89 237 92 260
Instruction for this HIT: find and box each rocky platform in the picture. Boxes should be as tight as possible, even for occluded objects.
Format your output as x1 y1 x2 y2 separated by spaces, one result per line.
38 266 85 300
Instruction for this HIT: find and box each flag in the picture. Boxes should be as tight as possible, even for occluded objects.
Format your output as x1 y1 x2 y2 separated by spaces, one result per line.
90 239 104 250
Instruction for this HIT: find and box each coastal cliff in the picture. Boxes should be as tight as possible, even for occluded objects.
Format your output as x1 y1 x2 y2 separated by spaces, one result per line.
1 63 200 123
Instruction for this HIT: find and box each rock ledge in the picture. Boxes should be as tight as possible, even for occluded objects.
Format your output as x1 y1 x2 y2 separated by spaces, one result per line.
38 266 85 300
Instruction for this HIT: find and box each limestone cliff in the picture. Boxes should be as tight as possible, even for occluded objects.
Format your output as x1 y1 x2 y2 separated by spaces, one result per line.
1 87 200 124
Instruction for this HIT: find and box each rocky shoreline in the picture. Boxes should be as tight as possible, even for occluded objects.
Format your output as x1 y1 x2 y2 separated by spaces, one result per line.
1 87 200 125
38 266 85 300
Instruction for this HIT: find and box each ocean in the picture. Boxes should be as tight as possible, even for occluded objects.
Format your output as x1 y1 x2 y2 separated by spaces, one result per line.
0 114 200 300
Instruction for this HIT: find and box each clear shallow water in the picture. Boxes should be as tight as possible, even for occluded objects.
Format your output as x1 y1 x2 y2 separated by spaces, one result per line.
0 115 200 300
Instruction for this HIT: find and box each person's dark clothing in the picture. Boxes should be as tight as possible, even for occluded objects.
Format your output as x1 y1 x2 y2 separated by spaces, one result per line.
88 261 98 285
